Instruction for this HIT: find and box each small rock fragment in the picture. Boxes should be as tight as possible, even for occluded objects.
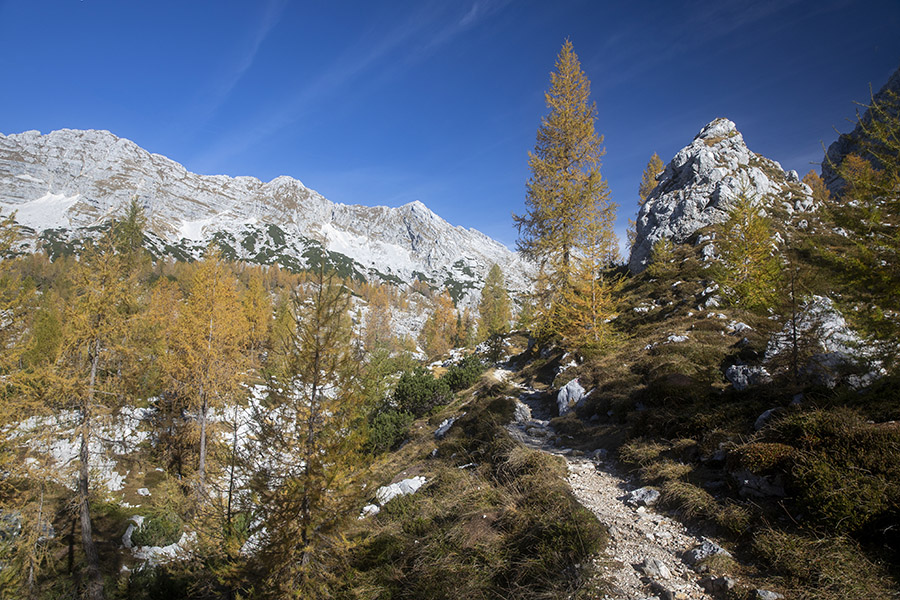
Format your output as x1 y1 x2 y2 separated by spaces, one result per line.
639 557 672 580
684 538 732 565
625 486 661 507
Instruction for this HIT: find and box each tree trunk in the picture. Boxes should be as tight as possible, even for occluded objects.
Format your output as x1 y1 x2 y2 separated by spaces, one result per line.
226 408 238 532
198 393 208 496
79 337 104 600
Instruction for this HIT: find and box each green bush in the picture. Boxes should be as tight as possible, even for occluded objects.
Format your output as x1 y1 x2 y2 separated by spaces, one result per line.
792 453 891 534
131 512 184 547
392 367 452 417
368 409 414 453
442 354 486 391
728 442 797 473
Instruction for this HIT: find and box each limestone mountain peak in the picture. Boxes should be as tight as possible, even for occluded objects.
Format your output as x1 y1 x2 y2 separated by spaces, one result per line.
628 118 815 273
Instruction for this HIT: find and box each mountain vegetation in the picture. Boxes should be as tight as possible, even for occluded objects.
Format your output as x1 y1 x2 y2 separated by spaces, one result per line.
0 43 898 600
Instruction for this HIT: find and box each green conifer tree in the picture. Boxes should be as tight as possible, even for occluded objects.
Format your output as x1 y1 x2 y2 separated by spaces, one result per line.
714 192 782 310
825 88 900 356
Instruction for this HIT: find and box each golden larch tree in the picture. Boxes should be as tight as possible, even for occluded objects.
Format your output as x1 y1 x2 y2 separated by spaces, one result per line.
54 230 134 600
163 247 250 496
477 264 511 341
420 290 457 359
514 40 616 327
252 269 365 596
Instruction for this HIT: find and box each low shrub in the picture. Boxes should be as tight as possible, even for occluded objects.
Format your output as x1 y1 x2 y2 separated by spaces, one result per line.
771 408 900 534
640 459 692 483
659 480 717 519
728 442 796 473
393 367 452 417
131 512 183 547
368 409 414 454
442 354 486 391
791 452 892 534
618 439 667 466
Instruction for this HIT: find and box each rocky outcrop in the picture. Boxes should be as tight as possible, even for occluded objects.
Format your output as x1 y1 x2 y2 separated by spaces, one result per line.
556 378 586 416
0 129 533 304
764 295 884 388
822 65 900 194
628 118 815 273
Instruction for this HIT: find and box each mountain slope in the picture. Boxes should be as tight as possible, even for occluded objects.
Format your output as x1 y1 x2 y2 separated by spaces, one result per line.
0 128 532 304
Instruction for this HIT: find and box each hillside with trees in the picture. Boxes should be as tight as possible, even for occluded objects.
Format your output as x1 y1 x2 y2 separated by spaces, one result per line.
0 42 898 600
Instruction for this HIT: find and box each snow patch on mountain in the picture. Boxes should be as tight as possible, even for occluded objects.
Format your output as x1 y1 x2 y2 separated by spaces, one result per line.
13 192 81 229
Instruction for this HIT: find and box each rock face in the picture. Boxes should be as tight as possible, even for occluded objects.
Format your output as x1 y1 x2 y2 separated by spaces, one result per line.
822 65 900 194
556 378 586 416
764 295 883 388
0 129 532 305
628 118 814 273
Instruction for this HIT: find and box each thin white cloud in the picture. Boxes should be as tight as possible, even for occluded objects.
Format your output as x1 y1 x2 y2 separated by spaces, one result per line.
172 0 287 142
215 0 287 103
193 1 511 174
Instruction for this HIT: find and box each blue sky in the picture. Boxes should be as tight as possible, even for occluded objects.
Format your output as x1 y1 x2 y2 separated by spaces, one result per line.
1 0 899 254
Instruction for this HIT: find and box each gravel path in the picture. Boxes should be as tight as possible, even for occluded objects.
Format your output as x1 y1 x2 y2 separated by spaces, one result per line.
499 369 723 600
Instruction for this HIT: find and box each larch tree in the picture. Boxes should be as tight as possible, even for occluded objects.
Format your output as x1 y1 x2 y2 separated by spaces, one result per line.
556 202 622 356
713 191 782 310
514 40 615 327
638 152 665 205
0 212 45 598
477 264 511 341
629 152 666 248
802 169 831 205
455 306 477 349
242 267 273 355
252 268 365 597
163 247 250 496
420 290 457 359
364 283 394 352
53 230 134 600
826 87 900 358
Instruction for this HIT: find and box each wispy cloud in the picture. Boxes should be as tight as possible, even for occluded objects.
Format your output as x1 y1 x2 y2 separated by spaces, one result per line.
171 0 287 143
210 0 287 109
192 1 511 173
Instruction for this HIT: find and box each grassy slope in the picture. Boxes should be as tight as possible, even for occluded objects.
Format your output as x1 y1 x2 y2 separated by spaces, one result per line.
548 226 900 599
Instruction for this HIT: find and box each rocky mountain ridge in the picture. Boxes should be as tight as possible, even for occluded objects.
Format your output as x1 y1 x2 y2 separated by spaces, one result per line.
0 128 532 305
822 64 900 193
628 118 815 273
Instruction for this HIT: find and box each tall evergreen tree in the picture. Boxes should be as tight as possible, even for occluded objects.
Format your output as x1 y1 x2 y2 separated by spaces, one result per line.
514 40 615 321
